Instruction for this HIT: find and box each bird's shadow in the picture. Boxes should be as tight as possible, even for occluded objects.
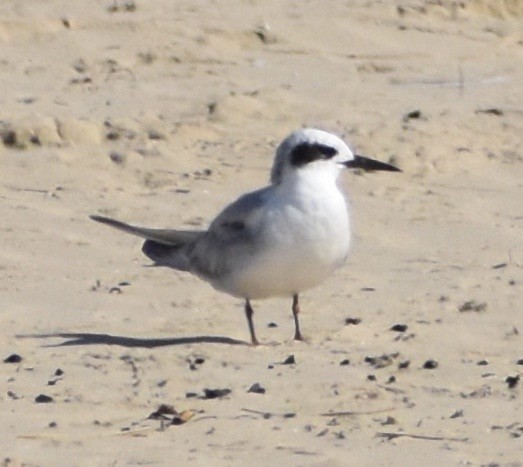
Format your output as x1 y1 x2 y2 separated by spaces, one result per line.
16 332 248 348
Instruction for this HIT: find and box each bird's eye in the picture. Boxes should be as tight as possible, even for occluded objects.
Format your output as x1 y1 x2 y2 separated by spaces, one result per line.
290 142 338 166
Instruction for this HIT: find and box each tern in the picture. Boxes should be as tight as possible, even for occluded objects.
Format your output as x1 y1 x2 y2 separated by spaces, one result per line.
91 128 400 344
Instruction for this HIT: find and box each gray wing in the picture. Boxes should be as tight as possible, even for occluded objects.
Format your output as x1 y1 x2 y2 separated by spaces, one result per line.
188 186 271 279
90 215 204 270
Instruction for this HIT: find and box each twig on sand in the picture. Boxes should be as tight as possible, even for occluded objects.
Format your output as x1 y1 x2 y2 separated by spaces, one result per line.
241 408 295 419
320 407 396 417
377 432 468 442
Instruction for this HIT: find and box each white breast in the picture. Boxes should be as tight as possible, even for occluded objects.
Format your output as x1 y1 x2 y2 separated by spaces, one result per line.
221 179 351 299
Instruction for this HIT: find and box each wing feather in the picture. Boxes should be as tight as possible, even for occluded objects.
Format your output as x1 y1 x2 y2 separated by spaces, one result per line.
188 187 270 279
90 215 203 245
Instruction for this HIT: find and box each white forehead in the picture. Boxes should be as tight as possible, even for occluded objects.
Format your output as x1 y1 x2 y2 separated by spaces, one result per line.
281 128 348 151
270 128 351 184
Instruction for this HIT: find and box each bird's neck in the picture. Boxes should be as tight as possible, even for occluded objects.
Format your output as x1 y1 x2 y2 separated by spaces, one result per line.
277 167 342 199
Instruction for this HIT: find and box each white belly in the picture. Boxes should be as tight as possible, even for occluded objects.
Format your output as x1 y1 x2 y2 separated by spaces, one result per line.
219 188 350 299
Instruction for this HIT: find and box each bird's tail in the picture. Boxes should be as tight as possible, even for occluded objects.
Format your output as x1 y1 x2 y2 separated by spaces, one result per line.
90 215 204 271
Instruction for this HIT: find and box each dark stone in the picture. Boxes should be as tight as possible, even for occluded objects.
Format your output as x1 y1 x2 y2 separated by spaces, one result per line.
345 317 361 325
35 394 54 403
390 324 408 332
2 130 17 147
282 355 296 365
4 354 22 364
506 376 519 389
202 388 231 399
247 383 266 394
403 110 423 122
423 359 438 369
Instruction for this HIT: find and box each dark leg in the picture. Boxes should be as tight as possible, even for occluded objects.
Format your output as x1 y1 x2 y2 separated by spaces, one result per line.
244 299 259 345
292 294 303 341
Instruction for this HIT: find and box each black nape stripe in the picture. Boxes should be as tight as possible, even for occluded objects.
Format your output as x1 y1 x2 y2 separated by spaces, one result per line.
290 142 338 167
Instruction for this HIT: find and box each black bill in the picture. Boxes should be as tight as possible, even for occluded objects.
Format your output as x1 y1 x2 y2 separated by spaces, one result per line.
344 155 401 172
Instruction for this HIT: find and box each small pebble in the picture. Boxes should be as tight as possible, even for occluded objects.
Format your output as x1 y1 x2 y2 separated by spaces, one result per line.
390 324 408 332
506 376 520 389
367 374 376 381
247 383 266 394
35 394 54 403
423 359 438 370
2 130 17 147
148 130 163 140
54 368 64 376
477 360 489 366
267 322 278 328
381 416 396 426
202 388 231 399
516 359 523 365
339 359 350 366
345 317 361 325
282 355 295 365
108 148 126 165
403 110 423 122
3 354 22 364
398 360 410 369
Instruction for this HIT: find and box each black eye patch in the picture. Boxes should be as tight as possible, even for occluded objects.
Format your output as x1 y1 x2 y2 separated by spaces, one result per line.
290 142 338 167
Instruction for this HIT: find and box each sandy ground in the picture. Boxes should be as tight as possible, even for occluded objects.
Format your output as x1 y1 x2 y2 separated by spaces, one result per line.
1 0 522 465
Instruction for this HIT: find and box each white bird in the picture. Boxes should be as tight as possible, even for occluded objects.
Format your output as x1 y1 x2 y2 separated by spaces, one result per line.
91 128 400 344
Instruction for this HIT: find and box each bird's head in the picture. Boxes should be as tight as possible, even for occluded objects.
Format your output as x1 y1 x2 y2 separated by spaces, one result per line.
270 128 400 185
